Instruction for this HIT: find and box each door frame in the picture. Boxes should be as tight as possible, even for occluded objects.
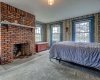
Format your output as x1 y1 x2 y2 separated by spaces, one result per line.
50 22 63 47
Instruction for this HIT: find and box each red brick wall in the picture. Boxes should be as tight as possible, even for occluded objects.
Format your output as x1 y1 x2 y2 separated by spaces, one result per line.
0 26 1 63
0 2 35 27
1 25 35 64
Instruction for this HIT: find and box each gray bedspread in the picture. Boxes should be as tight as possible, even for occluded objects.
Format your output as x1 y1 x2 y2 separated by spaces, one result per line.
49 41 100 70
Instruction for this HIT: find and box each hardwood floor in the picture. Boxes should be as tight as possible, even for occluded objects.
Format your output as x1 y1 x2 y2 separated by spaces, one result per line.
0 50 100 80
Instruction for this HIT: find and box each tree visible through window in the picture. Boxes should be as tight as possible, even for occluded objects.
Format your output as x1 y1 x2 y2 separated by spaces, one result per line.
35 26 42 42
75 21 90 42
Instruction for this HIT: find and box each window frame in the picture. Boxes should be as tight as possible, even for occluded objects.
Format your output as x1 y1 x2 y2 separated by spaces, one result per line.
52 25 61 41
50 22 63 47
74 21 90 42
72 17 95 42
35 24 44 42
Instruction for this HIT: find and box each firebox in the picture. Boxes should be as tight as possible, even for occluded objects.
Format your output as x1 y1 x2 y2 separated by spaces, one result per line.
13 43 30 58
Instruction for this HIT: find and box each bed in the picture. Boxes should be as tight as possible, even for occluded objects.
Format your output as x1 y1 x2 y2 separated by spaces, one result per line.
49 41 100 70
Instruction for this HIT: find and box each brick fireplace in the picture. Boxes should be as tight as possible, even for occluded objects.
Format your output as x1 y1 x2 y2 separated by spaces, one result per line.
0 2 35 64
0 24 35 64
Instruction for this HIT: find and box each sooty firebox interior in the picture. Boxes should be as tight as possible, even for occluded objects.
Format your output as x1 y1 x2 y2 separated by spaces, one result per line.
13 43 30 59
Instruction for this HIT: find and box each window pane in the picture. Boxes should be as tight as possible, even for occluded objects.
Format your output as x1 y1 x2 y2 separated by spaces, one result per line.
84 25 89 32
75 33 80 42
84 33 89 42
80 33 85 42
76 24 79 27
57 27 60 33
75 26 80 32
75 21 90 42
35 26 42 42
85 22 89 26
80 25 84 32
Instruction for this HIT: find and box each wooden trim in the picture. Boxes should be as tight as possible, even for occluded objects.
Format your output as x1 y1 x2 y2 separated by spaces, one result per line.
1 22 35 28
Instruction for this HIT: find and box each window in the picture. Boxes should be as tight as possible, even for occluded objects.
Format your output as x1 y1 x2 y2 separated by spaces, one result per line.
52 26 60 41
75 21 90 42
35 26 42 42
72 17 94 42
50 23 63 47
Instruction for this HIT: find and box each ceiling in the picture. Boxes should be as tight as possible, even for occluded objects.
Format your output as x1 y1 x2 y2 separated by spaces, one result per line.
0 0 100 23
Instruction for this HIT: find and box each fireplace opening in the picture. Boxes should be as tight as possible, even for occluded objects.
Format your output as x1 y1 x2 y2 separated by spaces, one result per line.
13 43 30 59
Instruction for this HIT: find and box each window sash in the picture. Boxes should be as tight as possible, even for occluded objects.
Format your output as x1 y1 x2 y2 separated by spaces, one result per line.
74 21 90 42
52 25 61 41
35 26 42 42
